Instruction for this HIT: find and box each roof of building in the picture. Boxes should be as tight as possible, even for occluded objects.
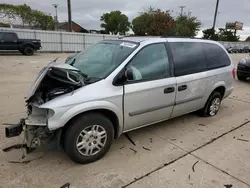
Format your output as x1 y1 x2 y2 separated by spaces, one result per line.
58 21 87 31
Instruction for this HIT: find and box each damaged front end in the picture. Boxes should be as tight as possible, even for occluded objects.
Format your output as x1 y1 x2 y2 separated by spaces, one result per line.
5 61 86 153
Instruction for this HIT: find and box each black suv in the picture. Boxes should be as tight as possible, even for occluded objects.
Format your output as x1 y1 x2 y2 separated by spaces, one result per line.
0 32 41 55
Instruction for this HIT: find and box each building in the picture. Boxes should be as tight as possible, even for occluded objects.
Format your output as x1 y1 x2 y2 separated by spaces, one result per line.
58 21 89 33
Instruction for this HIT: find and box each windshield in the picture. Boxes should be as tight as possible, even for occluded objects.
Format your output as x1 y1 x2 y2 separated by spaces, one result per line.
66 40 138 79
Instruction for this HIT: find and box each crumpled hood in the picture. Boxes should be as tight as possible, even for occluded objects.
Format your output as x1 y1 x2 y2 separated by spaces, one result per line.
25 61 80 102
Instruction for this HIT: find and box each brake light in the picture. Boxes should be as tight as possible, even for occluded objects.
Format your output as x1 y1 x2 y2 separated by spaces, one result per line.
232 68 236 79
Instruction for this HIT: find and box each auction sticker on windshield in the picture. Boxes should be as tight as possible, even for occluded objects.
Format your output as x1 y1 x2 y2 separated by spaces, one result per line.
120 42 137 48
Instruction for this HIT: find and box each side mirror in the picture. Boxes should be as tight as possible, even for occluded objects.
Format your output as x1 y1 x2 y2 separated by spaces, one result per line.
113 68 134 86
113 70 127 86
125 68 134 81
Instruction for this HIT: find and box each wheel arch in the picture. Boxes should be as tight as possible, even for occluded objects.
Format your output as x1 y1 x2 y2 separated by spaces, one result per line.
59 108 122 147
20 42 34 50
213 86 226 98
210 81 226 98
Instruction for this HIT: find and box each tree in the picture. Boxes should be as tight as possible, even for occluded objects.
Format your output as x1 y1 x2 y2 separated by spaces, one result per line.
31 10 55 30
173 13 201 37
202 28 219 40
100 10 130 35
245 36 250 41
217 28 239 41
132 7 174 36
202 27 239 42
132 7 201 37
131 12 150 36
0 3 55 30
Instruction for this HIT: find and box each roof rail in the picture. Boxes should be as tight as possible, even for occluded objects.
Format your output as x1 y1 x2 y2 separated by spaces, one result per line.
118 35 160 39
160 36 192 38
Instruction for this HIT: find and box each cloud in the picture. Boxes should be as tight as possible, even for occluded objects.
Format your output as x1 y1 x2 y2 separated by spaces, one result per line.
1 0 250 38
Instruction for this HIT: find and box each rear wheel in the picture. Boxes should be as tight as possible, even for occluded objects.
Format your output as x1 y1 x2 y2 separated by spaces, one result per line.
199 92 222 117
64 113 114 164
23 46 34 56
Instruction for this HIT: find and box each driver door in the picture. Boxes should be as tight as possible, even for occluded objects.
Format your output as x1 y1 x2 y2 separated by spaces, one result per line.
123 43 177 131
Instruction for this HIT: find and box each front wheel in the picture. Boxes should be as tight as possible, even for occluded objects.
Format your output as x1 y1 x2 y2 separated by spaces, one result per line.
64 113 114 164
199 92 222 117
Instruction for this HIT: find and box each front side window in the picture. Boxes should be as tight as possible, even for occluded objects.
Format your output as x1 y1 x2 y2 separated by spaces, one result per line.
169 42 207 77
66 40 138 79
204 43 231 69
126 43 170 81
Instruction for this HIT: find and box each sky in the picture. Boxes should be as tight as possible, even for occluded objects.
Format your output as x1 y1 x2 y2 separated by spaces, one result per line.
2 0 250 40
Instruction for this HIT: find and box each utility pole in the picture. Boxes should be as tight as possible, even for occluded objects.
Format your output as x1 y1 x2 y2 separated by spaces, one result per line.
52 4 59 30
67 0 72 32
212 0 220 29
179 6 186 16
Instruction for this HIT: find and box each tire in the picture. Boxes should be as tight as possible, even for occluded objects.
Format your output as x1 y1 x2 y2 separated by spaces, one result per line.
64 113 114 164
23 46 34 56
237 73 247 81
199 92 222 117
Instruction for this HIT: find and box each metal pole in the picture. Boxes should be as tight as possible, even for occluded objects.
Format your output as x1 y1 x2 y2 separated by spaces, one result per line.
53 4 59 30
67 0 72 32
212 0 220 29
179 6 186 16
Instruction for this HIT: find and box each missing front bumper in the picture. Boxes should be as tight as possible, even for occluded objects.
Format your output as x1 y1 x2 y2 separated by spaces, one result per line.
5 118 62 152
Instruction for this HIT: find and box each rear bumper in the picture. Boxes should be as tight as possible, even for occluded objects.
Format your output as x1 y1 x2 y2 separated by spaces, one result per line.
237 69 250 77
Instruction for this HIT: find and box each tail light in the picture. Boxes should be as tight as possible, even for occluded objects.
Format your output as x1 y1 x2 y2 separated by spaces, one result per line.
232 68 236 79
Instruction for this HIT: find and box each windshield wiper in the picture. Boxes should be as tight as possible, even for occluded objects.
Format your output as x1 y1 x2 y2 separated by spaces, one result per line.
69 58 76 66
53 57 59 62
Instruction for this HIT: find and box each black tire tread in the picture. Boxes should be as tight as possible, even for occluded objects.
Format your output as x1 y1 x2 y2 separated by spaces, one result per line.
23 46 34 56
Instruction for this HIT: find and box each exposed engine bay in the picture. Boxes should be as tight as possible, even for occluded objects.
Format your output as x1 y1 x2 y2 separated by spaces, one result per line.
26 62 86 106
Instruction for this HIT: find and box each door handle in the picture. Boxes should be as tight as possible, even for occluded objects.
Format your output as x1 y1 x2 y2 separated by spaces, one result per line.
164 87 175 94
178 85 187 91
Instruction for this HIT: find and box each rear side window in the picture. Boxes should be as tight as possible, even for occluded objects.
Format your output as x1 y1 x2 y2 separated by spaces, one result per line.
169 42 207 77
204 43 231 69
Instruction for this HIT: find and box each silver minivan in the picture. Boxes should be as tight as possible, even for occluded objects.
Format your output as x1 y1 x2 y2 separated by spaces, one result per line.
5 37 235 164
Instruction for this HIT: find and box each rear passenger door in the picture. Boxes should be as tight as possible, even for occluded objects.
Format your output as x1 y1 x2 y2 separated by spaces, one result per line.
169 41 208 118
